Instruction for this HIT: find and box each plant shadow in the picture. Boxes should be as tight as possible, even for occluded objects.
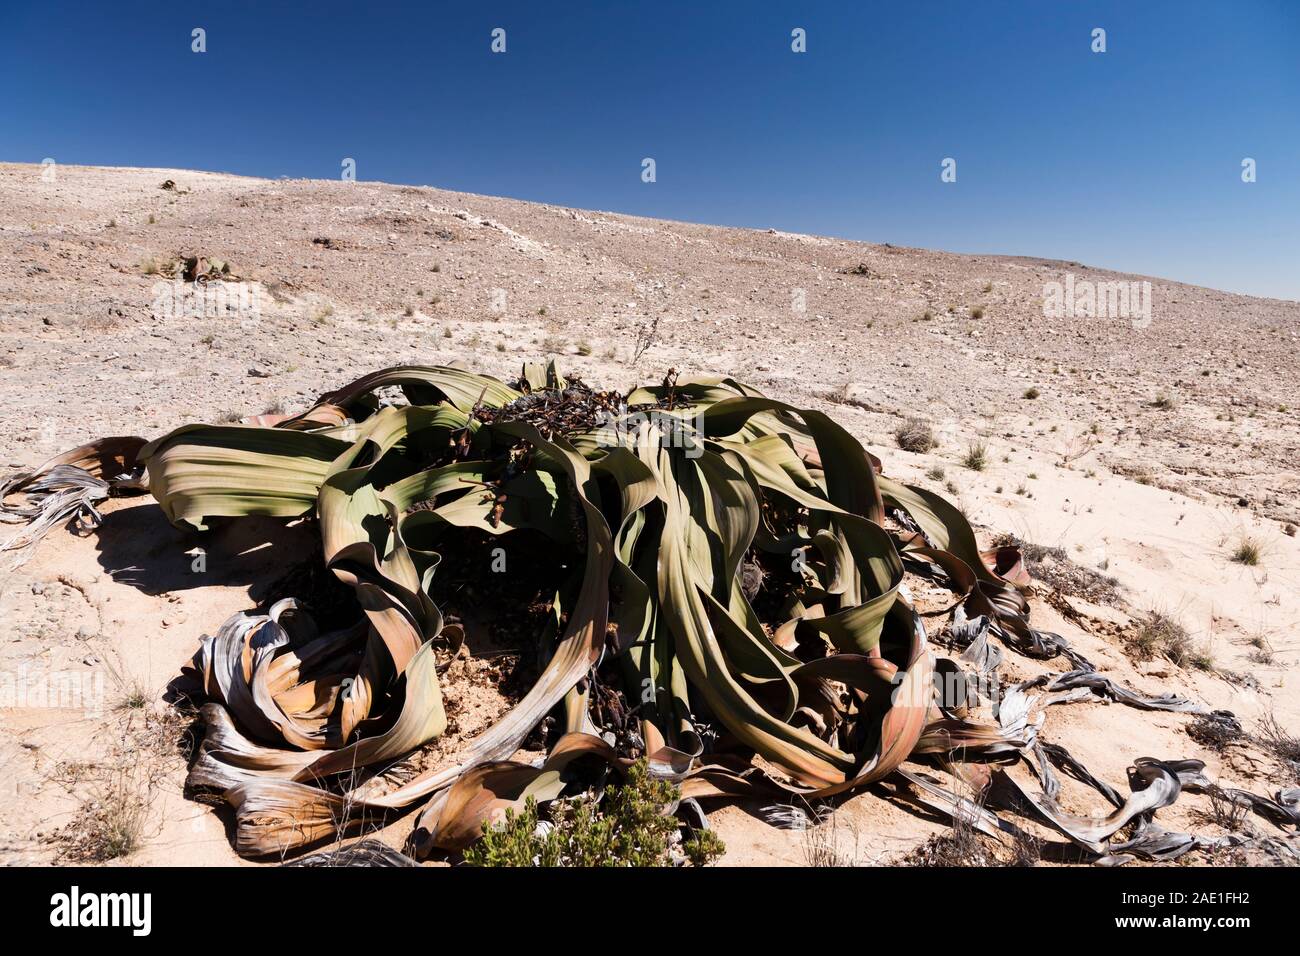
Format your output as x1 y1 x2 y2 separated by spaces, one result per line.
94 498 318 599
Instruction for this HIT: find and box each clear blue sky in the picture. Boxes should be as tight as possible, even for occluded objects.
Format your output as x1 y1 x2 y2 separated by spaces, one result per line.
3 1 1297 300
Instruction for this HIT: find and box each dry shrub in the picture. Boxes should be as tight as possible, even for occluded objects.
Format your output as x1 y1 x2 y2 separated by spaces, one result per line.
1230 535 1263 566
894 417 935 454
993 533 1120 605
49 764 149 862
1128 610 1206 667
901 781 1038 867
1255 712 1300 778
1187 712 1244 751
801 813 864 867
1202 786 1251 831
962 441 987 471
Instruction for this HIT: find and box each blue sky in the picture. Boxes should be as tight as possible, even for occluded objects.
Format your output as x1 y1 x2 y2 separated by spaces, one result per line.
2 1 1297 299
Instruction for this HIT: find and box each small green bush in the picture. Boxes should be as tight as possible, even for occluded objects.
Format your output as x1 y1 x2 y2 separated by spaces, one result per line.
463 760 724 867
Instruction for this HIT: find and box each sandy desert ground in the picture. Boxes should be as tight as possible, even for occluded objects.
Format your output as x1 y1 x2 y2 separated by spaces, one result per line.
1 162 1297 866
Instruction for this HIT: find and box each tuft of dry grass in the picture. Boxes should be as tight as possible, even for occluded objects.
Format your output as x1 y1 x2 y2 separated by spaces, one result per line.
49 764 149 862
962 441 987 472
1129 610 1194 664
1255 712 1300 778
894 417 936 454
905 815 999 867
801 815 862 867
116 681 149 712
1230 535 1263 566
1202 786 1251 831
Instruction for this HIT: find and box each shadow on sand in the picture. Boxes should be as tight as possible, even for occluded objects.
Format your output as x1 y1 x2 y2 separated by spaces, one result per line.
93 498 318 600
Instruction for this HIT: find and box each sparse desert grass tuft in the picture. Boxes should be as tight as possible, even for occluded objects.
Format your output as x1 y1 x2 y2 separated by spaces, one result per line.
576 341 593 356
1255 712 1300 777
761 801 871 866
803 824 853 867
962 441 987 471
1230 535 1263 566
1150 392 1175 410
926 466 945 481
1246 630 1277 665
1129 610 1191 663
116 681 149 712
894 417 935 454
1129 611 1214 670
970 305 985 319
1023 386 1040 399
139 255 172 276
49 759 152 863
801 812 868 867
1202 786 1251 831
83 782 147 860
902 784 1034 866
